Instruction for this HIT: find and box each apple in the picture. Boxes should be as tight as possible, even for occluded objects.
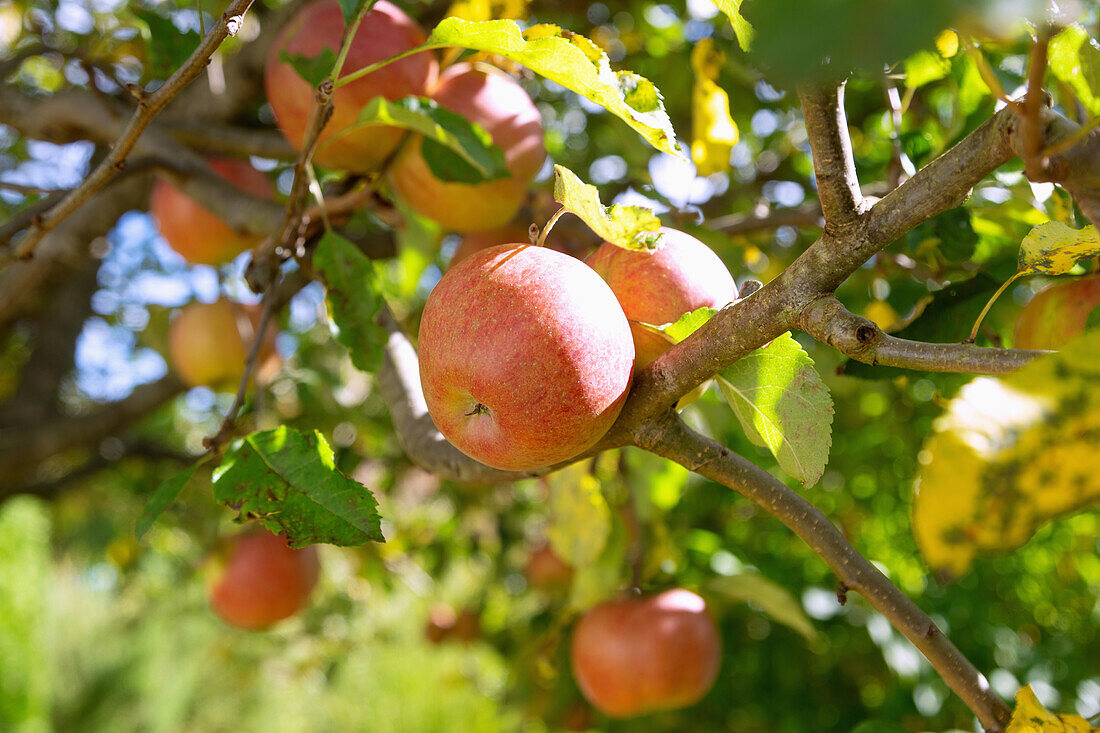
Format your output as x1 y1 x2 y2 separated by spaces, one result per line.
570 588 721 718
586 227 738 370
388 62 546 232
264 0 438 171
168 299 279 390
525 543 573 591
207 529 320 630
418 244 634 471
150 158 274 266
1014 273 1100 350
425 601 457 644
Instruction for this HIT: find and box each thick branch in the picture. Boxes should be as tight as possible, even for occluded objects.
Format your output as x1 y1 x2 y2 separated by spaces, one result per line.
635 412 1012 732
0 374 187 484
3 0 256 263
798 81 865 231
799 296 1046 374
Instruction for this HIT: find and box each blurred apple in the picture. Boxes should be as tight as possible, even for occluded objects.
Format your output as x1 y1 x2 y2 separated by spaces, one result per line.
150 158 273 266
525 543 573 591
207 530 320 630
570 588 721 718
389 62 546 232
167 299 280 390
265 0 438 171
1014 274 1100 350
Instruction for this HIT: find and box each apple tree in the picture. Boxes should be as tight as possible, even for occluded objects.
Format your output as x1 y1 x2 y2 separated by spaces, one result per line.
1 0 1099 730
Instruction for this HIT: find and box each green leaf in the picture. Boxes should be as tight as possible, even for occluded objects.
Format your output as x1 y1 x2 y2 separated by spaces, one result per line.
136 460 205 539
133 9 201 80
568 511 627 612
313 230 387 372
1049 25 1100 115
849 723 912 733
1017 221 1100 277
213 426 383 547
552 165 662 251
655 306 718 343
1086 304 1100 332
346 96 508 184
716 333 834 487
280 47 337 88
913 331 1100 577
546 462 611 568
415 19 680 155
705 572 818 642
713 0 754 52
336 0 369 21
904 49 951 88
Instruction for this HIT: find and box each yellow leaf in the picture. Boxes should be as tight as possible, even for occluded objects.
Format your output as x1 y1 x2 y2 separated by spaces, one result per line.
1018 221 1100 276
552 165 663 251
447 0 528 21
546 462 611 568
712 0 754 52
913 331 1100 577
690 39 738 177
935 29 959 58
1006 685 1100 732
862 300 898 330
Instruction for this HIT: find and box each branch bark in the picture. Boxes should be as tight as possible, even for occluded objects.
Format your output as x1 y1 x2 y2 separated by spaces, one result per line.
798 81 866 231
635 411 1012 732
799 296 1047 374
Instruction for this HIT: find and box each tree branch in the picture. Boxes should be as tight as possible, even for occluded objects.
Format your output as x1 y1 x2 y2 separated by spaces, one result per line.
706 203 824 236
798 81 866 231
798 296 1047 374
635 412 1012 732
1 0 256 264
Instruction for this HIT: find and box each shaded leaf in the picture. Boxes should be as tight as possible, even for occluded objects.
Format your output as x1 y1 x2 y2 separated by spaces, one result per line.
717 334 834 487
568 512 627 612
313 230 387 372
336 0 368 21
1006 685 1099 732
213 427 383 547
1017 221 1100 276
346 96 508 184
136 460 205 539
691 39 739 176
913 331 1100 577
133 9 201 80
705 572 818 642
279 47 337 88
552 165 662 251
547 462 610 568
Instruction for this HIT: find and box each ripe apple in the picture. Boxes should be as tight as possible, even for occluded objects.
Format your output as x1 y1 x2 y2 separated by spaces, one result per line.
586 227 738 370
264 0 438 171
418 244 634 471
388 62 546 232
570 588 721 718
167 299 279 390
1014 274 1100 350
207 529 320 630
525 543 573 591
150 158 274 266
425 601 457 644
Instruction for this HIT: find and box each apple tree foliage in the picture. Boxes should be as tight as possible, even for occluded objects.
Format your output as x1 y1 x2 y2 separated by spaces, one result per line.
1 0 1099 730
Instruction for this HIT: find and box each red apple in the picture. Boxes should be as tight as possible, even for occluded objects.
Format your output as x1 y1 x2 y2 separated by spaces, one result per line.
570 589 721 718
525 543 573 591
207 530 320 630
264 0 438 171
425 601 457 644
418 244 634 471
150 158 274 266
388 63 546 232
167 299 279 390
586 228 737 370
1014 273 1100 350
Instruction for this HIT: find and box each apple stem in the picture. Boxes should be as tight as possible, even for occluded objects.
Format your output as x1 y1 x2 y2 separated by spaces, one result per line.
537 207 567 248
464 402 490 417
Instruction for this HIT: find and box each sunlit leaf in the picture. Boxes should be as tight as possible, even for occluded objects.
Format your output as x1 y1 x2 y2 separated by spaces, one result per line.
913 331 1100 577
1006 685 1099 732
213 427 383 547
1017 221 1100 276
1049 25 1100 115
313 230 387 372
717 334 834 487
656 306 719 343
546 462 611 568
705 572 818 642
690 39 739 176
713 0 754 51
552 165 662 251
446 0 528 21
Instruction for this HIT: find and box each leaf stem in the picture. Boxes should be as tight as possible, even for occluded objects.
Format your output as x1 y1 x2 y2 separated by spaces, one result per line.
967 272 1021 343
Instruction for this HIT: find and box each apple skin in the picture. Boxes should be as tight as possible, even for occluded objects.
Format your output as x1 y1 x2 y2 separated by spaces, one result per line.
150 159 274 266
168 299 279 390
389 63 546 232
525 543 573 591
1014 274 1100 350
418 244 634 471
264 0 438 171
585 228 738 370
570 589 721 719
208 530 320 631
